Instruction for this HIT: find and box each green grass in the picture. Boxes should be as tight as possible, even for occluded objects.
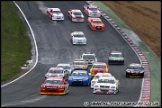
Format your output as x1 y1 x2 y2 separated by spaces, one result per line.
1 1 32 82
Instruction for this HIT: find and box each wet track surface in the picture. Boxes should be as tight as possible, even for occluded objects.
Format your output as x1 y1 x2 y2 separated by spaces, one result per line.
1 1 142 107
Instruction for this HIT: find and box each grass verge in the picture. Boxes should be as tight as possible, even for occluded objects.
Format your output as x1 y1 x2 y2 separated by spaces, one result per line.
1 1 31 82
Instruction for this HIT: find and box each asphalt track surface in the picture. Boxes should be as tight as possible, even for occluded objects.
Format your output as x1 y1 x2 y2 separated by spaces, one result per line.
1 1 142 107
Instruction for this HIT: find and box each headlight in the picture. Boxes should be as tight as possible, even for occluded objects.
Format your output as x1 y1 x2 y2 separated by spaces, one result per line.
58 86 64 88
45 74 50 78
109 57 113 60
126 70 130 73
83 78 88 80
88 11 92 15
140 71 144 73
94 85 99 88
41 85 45 88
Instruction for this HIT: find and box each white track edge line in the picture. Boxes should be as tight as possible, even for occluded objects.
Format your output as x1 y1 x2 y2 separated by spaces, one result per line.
1 1 38 88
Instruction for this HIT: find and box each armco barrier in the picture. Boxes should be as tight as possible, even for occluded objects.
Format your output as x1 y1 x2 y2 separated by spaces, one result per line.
86 1 151 107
